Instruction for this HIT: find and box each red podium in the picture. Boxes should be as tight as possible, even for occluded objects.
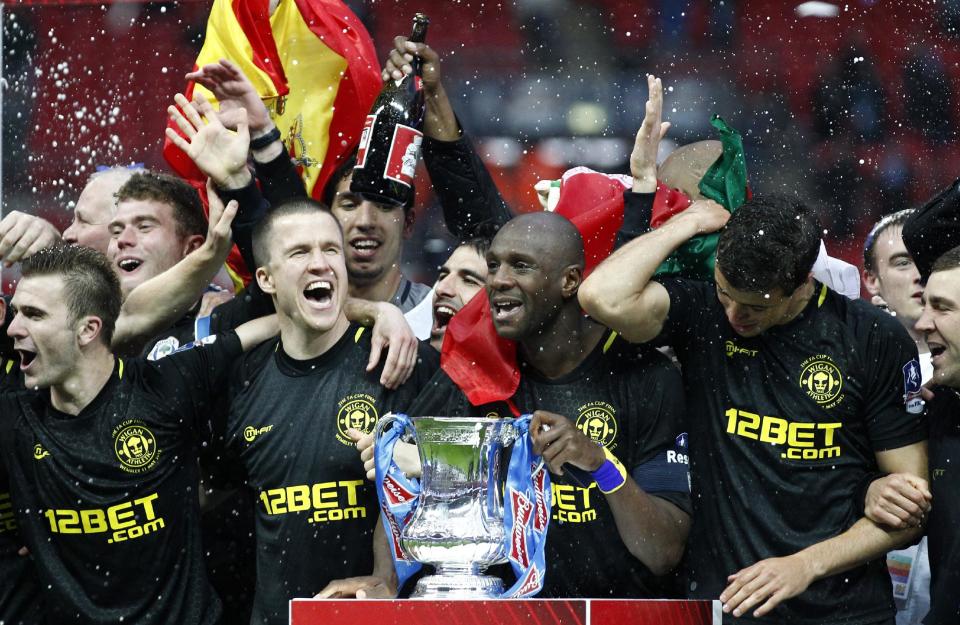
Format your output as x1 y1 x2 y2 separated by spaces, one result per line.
291 599 721 625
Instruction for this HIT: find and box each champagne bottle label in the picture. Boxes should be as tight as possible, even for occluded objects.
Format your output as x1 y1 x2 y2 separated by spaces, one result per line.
356 114 377 169
384 124 423 188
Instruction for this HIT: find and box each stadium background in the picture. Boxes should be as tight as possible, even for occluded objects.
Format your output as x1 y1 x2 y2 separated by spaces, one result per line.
1 0 957 290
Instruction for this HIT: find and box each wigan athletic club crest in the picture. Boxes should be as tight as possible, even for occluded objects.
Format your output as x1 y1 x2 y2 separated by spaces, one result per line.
113 419 159 474
335 393 379 445
799 355 845 409
575 401 618 449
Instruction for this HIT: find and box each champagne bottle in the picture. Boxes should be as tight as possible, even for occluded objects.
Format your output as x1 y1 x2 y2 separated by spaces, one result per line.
351 13 430 207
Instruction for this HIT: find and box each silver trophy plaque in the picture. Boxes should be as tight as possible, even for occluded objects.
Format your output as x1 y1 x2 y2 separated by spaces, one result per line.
374 416 517 598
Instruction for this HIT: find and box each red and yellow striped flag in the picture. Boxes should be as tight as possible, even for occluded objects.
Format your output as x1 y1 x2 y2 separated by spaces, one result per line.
164 0 382 284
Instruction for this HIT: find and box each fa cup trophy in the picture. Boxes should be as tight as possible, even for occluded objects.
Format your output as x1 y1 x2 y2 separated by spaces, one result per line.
373 414 550 598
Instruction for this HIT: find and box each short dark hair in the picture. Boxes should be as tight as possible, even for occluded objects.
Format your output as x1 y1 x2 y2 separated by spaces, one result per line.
20 244 122 345
462 235 492 258
930 244 960 274
717 195 821 295
322 150 414 212
863 208 916 273
251 198 341 267
115 172 207 239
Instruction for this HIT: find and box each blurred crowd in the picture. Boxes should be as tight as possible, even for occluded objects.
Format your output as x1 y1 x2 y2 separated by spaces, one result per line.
6 1 960 286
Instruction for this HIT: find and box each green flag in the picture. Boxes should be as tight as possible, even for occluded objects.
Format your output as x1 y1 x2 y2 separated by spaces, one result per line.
655 115 748 279
699 115 749 211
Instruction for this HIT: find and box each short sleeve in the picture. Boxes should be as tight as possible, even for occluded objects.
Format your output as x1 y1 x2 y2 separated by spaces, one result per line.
859 313 928 451
422 128 513 240
651 277 717 349
141 331 243 432
623 348 691 515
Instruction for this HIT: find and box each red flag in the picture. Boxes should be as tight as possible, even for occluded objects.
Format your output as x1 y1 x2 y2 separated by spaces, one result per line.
650 183 694 228
553 169 629 276
442 168 694 406
440 294 519 408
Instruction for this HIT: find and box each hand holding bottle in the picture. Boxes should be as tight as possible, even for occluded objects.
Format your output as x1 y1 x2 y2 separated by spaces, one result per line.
384 36 441 93
352 14 430 206
384 36 460 142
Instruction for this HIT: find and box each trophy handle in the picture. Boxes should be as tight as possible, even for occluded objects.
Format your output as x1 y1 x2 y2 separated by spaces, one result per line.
372 412 417 482
373 412 409 444
519 413 546 480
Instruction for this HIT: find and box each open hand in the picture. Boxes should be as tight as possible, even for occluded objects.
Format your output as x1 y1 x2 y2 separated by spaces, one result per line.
720 554 815 618
186 59 274 136
166 92 251 189
630 74 670 193
367 302 418 389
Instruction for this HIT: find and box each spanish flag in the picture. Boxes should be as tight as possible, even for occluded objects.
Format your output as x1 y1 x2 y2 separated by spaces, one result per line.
164 0 382 284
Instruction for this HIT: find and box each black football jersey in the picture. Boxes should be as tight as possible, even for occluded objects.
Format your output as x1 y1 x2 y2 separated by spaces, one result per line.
655 278 927 625
0 356 43 625
222 325 438 625
0 333 243 625
926 387 960 625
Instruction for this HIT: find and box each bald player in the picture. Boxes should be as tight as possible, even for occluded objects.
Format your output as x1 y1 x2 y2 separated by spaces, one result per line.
63 167 141 251
359 211 691 598
658 141 722 199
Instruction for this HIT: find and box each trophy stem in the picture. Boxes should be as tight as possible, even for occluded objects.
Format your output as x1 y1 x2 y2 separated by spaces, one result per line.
412 563 504 598
435 563 482 577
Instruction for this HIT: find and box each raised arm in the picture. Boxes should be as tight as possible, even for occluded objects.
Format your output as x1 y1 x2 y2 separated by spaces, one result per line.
187 58 306 203
385 37 512 238
186 59 284 164
166 91 268 272
630 74 670 196
612 75 670 252
0 211 61 267
579 74 729 342
720 441 929 619
579 200 728 343
166 91 251 191
385 36 459 142
112 183 237 354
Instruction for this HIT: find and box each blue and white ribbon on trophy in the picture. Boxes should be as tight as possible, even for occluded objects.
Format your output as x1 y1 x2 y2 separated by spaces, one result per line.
374 413 551 597
373 413 423 589
500 415 551 596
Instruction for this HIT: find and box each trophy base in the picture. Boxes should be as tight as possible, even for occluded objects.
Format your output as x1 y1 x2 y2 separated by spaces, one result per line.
412 573 504 598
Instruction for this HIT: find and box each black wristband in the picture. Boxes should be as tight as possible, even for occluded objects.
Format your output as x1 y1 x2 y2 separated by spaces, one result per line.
250 127 281 151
